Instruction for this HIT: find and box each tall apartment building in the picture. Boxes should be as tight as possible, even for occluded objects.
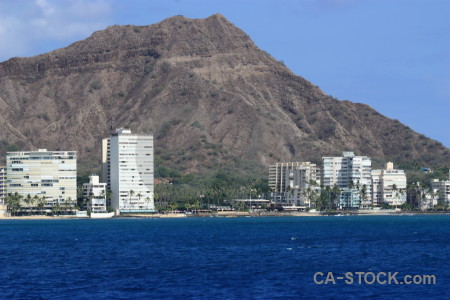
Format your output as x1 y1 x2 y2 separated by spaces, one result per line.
101 138 111 191
431 171 450 205
268 162 320 208
0 166 6 205
322 151 372 209
102 128 154 213
371 169 382 206
0 167 5 216
371 162 407 206
83 175 107 213
6 149 77 208
269 162 321 193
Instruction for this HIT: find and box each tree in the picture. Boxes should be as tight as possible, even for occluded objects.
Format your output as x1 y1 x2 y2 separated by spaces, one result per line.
331 185 341 209
136 192 142 209
37 196 46 215
66 197 75 213
302 185 319 209
62 198 71 214
358 184 368 209
317 187 331 211
128 190 135 210
5 193 23 216
106 190 113 210
392 184 399 208
24 194 33 215
145 197 152 210
32 195 40 215
52 201 61 216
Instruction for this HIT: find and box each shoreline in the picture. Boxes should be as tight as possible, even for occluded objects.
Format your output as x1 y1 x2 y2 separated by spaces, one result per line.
2 210 450 220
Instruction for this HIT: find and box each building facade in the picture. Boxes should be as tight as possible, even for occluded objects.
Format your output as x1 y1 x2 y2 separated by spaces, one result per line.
101 138 111 191
372 163 407 207
322 151 372 209
102 129 154 213
339 188 361 209
83 175 107 213
6 149 77 209
0 166 5 205
431 171 450 206
269 162 320 193
407 182 438 210
376 162 407 206
0 166 6 215
268 162 320 208
371 169 382 206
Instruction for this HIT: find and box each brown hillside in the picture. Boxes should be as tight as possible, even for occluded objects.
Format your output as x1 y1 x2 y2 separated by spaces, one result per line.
0 14 449 175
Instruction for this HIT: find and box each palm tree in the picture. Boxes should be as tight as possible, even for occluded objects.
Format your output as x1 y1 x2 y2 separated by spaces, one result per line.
24 194 33 215
358 184 368 209
391 184 399 208
331 185 341 209
66 197 74 214
145 197 152 210
136 192 142 209
62 199 71 214
128 190 135 210
5 192 23 216
32 195 40 215
52 201 61 216
105 190 113 210
302 185 319 209
4 193 13 216
38 196 46 215
429 187 443 210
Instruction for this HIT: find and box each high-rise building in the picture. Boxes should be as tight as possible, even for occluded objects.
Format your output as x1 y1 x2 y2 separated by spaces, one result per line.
102 128 154 213
431 171 450 206
269 162 320 193
371 162 407 206
381 162 407 206
0 166 6 205
371 169 382 206
83 175 107 213
322 151 372 209
268 162 320 208
6 149 77 209
101 138 111 191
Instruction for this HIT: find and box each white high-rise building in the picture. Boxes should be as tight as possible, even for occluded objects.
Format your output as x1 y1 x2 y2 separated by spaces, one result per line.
6 149 77 209
101 138 111 191
83 175 107 213
268 162 320 208
0 166 6 205
371 169 383 206
322 151 372 208
431 171 450 206
102 128 154 213
269 162 320 193
372 162 407 206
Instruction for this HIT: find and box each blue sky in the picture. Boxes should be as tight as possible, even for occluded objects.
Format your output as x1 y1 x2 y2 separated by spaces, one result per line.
1 0 449 147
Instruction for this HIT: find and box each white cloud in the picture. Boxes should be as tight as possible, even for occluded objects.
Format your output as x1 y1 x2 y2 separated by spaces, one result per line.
36 0 56 16
0 0 113 62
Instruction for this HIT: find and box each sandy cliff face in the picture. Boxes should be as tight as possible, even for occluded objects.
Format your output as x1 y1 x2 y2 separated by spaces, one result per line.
0 14 448 175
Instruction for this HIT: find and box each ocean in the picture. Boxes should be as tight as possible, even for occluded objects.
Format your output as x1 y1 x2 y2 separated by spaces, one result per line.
0 215 449 299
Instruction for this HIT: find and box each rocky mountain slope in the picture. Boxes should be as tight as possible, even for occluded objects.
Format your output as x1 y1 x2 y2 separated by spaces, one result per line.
0 14 449 176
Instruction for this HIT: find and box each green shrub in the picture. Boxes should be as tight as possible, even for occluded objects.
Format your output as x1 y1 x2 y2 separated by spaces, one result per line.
90 80 101 91
191 121 204 130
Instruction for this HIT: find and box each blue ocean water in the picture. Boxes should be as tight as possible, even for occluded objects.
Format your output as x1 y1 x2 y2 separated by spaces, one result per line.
0 215 449 299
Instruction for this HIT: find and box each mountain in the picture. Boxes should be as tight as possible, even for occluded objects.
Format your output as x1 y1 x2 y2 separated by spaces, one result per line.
0 14 449 177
